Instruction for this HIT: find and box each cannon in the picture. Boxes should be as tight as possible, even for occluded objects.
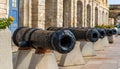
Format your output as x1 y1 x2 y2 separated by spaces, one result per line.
79 27 106 39
96 28 106 38
111 28 117 35
105 29 113 36
47 27 100 42
12 27 76 54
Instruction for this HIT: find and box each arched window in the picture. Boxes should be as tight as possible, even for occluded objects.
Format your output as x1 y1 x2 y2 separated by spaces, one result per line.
95 7 98 26
102 11 104 23
77 1 83 27
87 4 91 27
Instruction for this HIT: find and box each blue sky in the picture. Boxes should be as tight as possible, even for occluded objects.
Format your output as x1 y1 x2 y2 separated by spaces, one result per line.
109 0 120 5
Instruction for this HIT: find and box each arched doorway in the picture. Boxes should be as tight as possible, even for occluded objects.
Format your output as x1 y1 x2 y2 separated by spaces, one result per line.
63 0 71 27
77 1 83 27
87 4 91 27
95 7 98 26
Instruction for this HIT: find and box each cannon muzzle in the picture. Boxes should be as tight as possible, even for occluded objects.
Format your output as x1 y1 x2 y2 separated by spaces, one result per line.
47 27 100 42
105 29 113 36
96 28 106 38
112 29 117 35
12 27 75 54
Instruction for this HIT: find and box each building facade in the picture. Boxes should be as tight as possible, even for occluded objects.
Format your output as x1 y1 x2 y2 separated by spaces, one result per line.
0 0 109 33
109 5 120 25
0 0 9 18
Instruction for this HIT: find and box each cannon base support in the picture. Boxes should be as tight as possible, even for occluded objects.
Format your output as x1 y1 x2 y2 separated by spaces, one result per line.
108 35 116 43
0 28 13 69
14 48 35 69
102 36 109 46
53 51 62 62
80 41 96 57
113 35 116 41
29 49 59 69
94 39 104 51
59 41 85 67
59 65 82 69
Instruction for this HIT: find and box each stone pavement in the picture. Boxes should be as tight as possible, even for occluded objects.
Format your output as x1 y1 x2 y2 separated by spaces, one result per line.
60 36 120 69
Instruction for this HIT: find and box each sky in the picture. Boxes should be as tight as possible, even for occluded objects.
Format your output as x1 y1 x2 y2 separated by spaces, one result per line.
109 0 120 5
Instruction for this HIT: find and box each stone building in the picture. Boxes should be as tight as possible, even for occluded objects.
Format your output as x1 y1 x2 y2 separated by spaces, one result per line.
109 5 120 25
0 0 9 18
0 0 109 33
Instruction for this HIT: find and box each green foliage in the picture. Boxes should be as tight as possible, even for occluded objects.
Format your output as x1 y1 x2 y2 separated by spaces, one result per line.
95 24 115 29
95 24 106 28
0 16 14 29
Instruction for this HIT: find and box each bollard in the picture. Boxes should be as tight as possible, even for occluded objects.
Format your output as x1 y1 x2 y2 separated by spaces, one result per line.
12 27 75 69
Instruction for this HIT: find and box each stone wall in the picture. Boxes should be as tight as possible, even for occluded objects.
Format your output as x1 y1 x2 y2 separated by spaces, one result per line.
19 0 109 29
109 18 115 25
19 0 32 27
0 0 9 18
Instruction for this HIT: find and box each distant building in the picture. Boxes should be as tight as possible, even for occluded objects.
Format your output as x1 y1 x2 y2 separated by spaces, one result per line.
109 4 120 25
0 0 109 33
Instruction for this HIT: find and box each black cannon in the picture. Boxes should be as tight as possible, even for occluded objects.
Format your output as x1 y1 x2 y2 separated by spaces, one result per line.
96 28 106 38
80 27 106 39
105 29 113 36
111 28 117 35
12 27 76 54
47 27 100 42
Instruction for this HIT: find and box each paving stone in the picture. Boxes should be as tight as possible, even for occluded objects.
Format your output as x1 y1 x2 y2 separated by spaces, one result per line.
79 36 120 69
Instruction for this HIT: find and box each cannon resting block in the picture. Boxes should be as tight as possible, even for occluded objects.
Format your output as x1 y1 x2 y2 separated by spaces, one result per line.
93 39 104 51
53 51 62 62
14 48 35 69
59 41 85 66
29 50 59 69
80 41 96 57
102 36 109 46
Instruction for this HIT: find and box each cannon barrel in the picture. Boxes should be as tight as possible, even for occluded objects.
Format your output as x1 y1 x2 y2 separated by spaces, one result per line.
79 27 106 39
112 29 117 35
47 27 100 42
105 29 113 36
96 28 106 38
12 27 76 54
